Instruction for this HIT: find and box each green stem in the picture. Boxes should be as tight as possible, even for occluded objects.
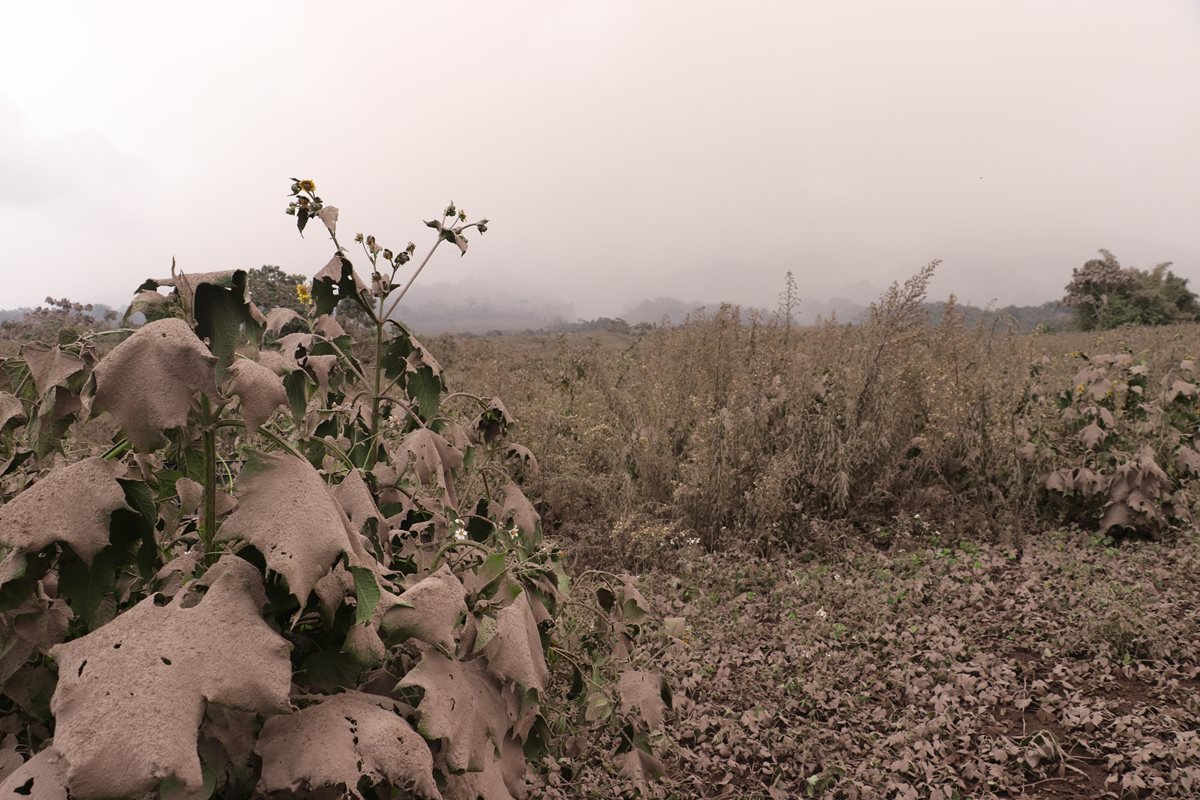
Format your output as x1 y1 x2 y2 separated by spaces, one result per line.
201 397 218 557
368 315 385 468
101 438 130 461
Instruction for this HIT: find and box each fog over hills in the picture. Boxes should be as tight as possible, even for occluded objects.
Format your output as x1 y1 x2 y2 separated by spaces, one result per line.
3 271 1073 334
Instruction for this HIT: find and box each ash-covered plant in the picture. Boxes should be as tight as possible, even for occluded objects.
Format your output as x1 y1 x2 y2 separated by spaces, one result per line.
1018 350 1200 536
0 181 667 799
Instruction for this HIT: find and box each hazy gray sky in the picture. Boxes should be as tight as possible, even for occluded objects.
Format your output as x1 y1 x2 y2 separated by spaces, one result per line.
2 1 1198 316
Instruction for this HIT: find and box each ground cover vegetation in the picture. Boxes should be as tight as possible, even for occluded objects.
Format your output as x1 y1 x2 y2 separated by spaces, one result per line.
0 183 670 799
1 193 1199 798
427 269 1200 797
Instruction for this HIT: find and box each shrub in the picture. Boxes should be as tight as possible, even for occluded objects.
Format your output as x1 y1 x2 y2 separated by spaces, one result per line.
0 183 667 798
1019 351 1199 536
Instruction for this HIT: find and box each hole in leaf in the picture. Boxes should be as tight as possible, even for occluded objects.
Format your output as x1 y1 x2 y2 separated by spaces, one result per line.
14 777 33 795
77 660 87 677
161 657 172 665
113 642 122 649
152 593 170 607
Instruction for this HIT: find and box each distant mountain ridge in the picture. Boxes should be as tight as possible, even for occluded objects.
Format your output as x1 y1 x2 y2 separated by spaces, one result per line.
0 292 1071 336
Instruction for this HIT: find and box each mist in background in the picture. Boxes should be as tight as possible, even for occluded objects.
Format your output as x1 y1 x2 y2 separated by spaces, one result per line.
2 0 1198 320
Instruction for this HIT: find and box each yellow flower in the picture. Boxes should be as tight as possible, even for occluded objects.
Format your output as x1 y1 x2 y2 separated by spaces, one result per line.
1076 383 1086 395
298 179 316 193
295 283 312 305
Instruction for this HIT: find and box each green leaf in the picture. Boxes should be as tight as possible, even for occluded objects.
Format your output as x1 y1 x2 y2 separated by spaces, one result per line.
59 548 120 631
193 271 259 383
160 762 216 800
283 369 312 426
379 323 445 423
349 565 380 626
119 478 157 528
311 254 367 318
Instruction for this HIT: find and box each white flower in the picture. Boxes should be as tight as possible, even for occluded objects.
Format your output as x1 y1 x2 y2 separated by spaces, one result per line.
815 608 828 621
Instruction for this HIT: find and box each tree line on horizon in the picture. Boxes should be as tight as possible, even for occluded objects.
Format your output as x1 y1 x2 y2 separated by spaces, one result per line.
3 253 1197 336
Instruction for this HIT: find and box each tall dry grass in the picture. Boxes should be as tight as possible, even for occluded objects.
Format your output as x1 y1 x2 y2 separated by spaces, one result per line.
437 277 1200 563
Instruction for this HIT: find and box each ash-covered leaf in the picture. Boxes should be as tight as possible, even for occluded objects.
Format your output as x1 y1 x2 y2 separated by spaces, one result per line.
300 353 338 396
0 735 20 784
480 592 548 691
125 289 172 323
394 429 463 505
382 565 466 654
312 254 370 317
0 457 126 565
263 307 304 336
443 745 516 800
313 314 346 338
495 483 539 543
49 556 292 799
400 649 510 773
216 453 351 606
332 470 384 540
0 747 68 800
256 691 439 800
92 318 217 451
0 590 71 694
1079 422 1107 449
0 393 25 432
140 269 258 381
225 359 287 431
19 344 84 399
381 324 444 421
617 670 670 730
471 397 513 445
619 747 665 790
316 206 339 237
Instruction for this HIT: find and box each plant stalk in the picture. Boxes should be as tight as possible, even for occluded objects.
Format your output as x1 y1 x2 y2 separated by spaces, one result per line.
201 396 218 557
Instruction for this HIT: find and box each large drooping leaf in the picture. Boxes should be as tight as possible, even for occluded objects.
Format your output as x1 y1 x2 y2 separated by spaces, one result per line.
196 704 257 794
494 483 540 544
316 205 339 237
263 307 304 336
0 457 126 566
332 470 384 540
0 590 71 695
616 670 670 730
443 745 517 800
478 592 549 692
225 359 287 431
49 557 292 799
0 746 69 800
18 344 85 400
312 254 370 317
138 269 259 381
92 318 218 451
0 393 25 431
191 270 259 381
393 429 464 506
400 650 510 773
470 397 513 445
256 691 439 799
381 565 467 654
380 323 445 422
215 453 351 605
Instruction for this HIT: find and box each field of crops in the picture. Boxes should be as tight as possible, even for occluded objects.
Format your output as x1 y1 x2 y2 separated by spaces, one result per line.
2 193 1199 799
